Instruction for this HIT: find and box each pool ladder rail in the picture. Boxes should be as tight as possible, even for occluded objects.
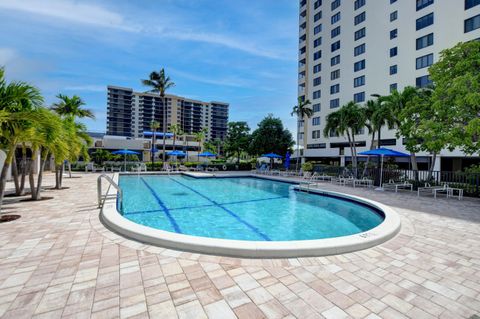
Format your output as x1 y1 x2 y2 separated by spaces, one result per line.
97 174 123 212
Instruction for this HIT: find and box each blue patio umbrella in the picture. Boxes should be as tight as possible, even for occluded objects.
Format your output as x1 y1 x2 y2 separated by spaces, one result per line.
112 149 141 171
198 151 217 157
284 152 291 170
261 153 283 159
166 150 186 156
359 148 409 189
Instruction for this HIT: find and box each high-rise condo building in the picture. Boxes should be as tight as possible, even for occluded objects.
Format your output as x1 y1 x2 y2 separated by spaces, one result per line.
107 86 229 141
298 0 480 171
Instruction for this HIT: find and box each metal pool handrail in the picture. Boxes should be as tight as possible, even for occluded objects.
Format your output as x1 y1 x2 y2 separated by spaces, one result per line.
97 174 123 212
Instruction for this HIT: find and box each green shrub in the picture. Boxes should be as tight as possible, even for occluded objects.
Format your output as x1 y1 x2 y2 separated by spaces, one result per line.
302 162 314 172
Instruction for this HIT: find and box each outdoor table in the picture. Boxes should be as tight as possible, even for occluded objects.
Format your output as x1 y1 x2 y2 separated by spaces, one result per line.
384 183 413 192
354 179 373 188
447 187 464 200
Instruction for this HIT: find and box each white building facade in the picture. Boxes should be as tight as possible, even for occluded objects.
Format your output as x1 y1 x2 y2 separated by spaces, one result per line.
298 0 480 171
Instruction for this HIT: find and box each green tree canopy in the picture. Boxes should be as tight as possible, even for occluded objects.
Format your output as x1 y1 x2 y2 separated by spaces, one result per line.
428 41 480 154
224 121 250 163
249 114 294 156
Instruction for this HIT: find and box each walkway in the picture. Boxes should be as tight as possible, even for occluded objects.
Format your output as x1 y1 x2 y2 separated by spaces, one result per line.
0 173 479 318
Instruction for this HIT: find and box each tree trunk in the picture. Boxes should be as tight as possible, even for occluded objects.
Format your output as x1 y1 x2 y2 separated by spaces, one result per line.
427 152 436 181
34 151 49 200
363 132 376 177
295 120 300 172
12 155 21 195
68 162 72 178
161 95 166 163
29 150 37 199
19 145 27 195
173 135 176 151
410 152 419 182
351 130 358 178
151 130 155 171
59 163 64 188
0 143 17 212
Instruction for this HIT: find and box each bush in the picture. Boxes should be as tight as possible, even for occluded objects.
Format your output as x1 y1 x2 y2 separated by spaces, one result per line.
302 162 314 172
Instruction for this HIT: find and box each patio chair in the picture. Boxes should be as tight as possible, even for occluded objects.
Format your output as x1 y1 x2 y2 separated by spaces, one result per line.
85 162 105 173
383 180 413 192
417 183 447 198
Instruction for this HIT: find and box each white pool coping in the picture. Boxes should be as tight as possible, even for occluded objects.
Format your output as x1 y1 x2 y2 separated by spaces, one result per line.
100 173 401 258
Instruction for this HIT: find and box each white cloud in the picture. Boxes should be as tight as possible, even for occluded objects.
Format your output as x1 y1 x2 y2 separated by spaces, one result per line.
64 85 105 92
0 0 291 60
0 48 16 65
0 0 138 31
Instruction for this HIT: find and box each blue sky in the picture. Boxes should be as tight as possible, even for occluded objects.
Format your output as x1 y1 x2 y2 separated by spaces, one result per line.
0 0 299 135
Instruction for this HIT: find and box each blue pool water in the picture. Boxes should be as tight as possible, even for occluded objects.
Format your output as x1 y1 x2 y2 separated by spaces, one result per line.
119 175 384 241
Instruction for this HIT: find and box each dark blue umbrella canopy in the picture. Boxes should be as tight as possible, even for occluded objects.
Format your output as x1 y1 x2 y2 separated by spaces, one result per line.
167 150 186 156
261 153 283 159
198 151 217 157
359 147 409 157
112 150 140 155
284 152 291 169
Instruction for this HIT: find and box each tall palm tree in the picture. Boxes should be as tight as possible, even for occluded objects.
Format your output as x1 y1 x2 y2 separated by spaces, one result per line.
150 121 160 170
324 102 365 177
381 86 420 170
0 67 43 211
51 94 94 185
170 123 183 151
291 97 313 171
194 128 207 161
142 69 175 164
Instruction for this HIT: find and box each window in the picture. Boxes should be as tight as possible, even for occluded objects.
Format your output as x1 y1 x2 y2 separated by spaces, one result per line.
416 75 432 88
354 43 365 56
416 33 434 50
416 0 434 11
390 47 398 57
416 13 434 30
354 60 365 71
314 24 323 34
314 0 322 9
331 26 341 38
331 40 341 52
354 12 366 25
331 55 340 66
354 75 365 87
354 28 366 40
390 83 398 92
313 90 322 99
314 50 322 60
390 0 397 3
416 53 434 69
355 127 365 135
390 65 397 75
465 14 480 33
314 11 322 22
466 0 480 9
331 0 341 11
312 130 321 139
354 92 365 103
313 63 322 73
390 11 398 22
354 0 365 10
298 132 304 140
390 29 397 39
330 98 340 108
331 12 341 24
314 37 322 47
330 84 340 94
312 117 321 126
331 69 340 80
313 77 322 86
313 103 321 112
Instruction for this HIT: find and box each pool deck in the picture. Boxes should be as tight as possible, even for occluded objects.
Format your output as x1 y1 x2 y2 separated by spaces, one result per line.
0 172 479 318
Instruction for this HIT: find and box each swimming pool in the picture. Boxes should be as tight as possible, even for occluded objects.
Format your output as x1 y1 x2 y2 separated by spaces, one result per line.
101 173 400 257
119 175 384 241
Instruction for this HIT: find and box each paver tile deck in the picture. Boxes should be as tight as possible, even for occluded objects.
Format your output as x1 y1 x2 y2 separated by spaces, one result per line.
0 172 479 318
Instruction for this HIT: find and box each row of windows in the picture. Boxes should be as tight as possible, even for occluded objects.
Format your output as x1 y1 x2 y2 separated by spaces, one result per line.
416 53 434 69
416 13 434 30
330 84 340 94
416 33 434 50
331 26 341 38
354 0 365 10
354 12 365 25
465 14 480 33
417 0 434 11
312 130 321 139
354 27 366 40
331 0 340 11
331 12 341 24
354 75 365 87
331 55 340 66
466 0 480 9
312 116 321 126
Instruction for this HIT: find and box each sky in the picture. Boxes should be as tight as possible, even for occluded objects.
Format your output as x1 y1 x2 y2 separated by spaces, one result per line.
0 0 299 135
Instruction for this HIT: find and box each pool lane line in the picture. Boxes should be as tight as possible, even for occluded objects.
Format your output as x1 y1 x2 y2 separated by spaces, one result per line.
124 196 288 216
168 177 272 241
140 177 182 234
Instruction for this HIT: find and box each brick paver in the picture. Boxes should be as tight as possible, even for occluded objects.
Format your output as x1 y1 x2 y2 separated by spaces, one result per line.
0 172 479 318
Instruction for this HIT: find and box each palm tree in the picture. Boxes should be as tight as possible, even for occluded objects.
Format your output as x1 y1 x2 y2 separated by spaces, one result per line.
291 97 313 171
149 121 160 170
51 94 94 185
324 102 365 177
170 123 183 151
194 128 208 161
381 86 420 170
0 67 43 211
142 69 175 164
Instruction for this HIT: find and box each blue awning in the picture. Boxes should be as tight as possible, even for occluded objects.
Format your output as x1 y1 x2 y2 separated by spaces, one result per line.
359 147 409 157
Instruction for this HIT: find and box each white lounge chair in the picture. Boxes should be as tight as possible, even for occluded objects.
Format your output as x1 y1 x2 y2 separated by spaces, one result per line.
383 180 413 192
